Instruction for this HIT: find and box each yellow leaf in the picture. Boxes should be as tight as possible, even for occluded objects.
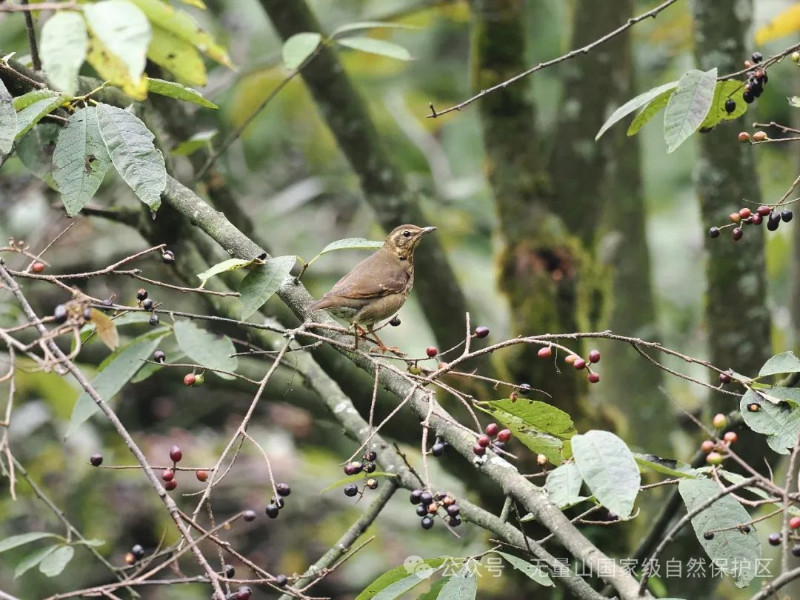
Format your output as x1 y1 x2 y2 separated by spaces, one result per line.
86 35 148 100
147 26 207 87
755 3 800 45
178 0 206 8
91 309 119 351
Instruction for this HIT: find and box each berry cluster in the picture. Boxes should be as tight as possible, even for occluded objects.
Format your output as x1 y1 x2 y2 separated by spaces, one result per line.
409 489 462 530
52 301 92 326
265 482 292 519
700 413 739 465
537 346 601 384
342 449 379 498
709 204 793 242
768 518 800 556
741 51 768 105
473 422 511 457
137 288 159 326
161 445 184 491
183 371 205 386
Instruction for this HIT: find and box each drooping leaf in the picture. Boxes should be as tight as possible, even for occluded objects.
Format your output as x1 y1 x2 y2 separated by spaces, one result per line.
0 533 59 554
355 557 447 600
596 80 677 140
15 94 67 139
16 122 61 188
627 88 673 137
84 0 151 85
319 237 384 257
240 255 296 319
699 81 747 129
129 0 233 68
485 406 565 465
335 37 412 61
171 130 217 155
332 21 417 37
634 453 698 479
196 257 255 288
678 478 760 588
755 4 800 45
67 330 167 436
147 26 207 87
173 320 237 378
13 90 58 111
282 33 322 70
38 545 74 577
95 103 166 212
86 32 148 100
40 12 88 96
572 430 640 518
90 308 119 350
436 567 477 600
663 68 717 153
495 552 553 587
0 78 15 155
544 462 585 508
740 389 800 454
14 545 58 579
52 107 112 216
147 78 217 108
486 399 576 439
759 351 800 377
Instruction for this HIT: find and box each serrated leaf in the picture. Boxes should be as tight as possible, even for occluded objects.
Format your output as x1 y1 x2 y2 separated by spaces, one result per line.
664 68 717 153
544 463 585 508
15 94 67 139
596 80 677 140
336 37 412 61
171 129 216 155
196 257 254 288
67 330 167 436
0 78 15 155
356 557 447 600
495 552 553 587
486 399 576 439
84 0 151 86
699 81 747 129
755 4 800 45
437 567 476 600
678 478 760 587
147 78 217 108
572 430 640 517
282 33 321 70
627 88 672 137
38 545 74 577
740 389 800 454
16 122 60 189
759 351 800 377
95 103 166 212
319 472 396 494
173 320 237 378
86 32 148 100
14 545 58 579
129 0 233 69
53 107 112 216
91 308 119 350
240 255 296 319
634 453 698 478
0 533 59 553
40 12 88 96
332 21 417 37
147 26 207 87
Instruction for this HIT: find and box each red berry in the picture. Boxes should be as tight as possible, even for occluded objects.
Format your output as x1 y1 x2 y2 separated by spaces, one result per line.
738 207 752 219
587 372 600 384
183 373 196 386
751 213 763 225
169 445 183 463
719 372 732 385
472 444 486 456
235 586 252 600
588 349 601 363
738 132 751 143
31 261 45 274
537 346 552 358
485 422 499 437
474 326 490 338
757 205 772 216
753 131 768 142
573 358 587 370
497 429 511 443
426 346 438 358
791 516 800 530
565 354 578 365
164 479 178 491
723 431 738 444
477 434 491 447
700 440 715 454
732 227 743 241
195 469 209 482
162 469 174 482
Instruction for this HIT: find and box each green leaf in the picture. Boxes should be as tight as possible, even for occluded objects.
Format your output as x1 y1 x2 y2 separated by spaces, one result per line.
15 94 67 139
53 107 112 216
72 538 105 547
319 237 384 257
627 88 672 137
436 567 476 600
129 0 233 68
15 545 58 579
171 129 217 156
147 25 207 87
572 430 640 518
67 330 167 436
634 453 698 478
13 90 58 111
544 463 585 508
282 33 322 70
196 257 254 287
0 532 59 553
147 78 217 109
40 12 88 96
740 389 800 454
495 552 553 587
16 122 61 189
332 21 417 37
173 320 237 378
38 545 74 577
84 0 151 85
95 103 166 212
356 557 447 600
759 351 800 377
699 81 747 129
0 78 15 155
240 255 296 319
485 399 576 439
486 406 565 465
663 68 717 153
678 478 760 588
336 37 412 61
417 577 449 600
86 28 148 99
596 80 677 140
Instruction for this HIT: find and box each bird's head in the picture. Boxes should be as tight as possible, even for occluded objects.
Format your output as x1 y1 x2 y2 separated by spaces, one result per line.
384 224 437 260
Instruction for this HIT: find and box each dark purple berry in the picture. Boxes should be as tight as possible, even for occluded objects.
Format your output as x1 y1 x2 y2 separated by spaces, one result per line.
90 453 103 467
732 227 743 241
725 99 736 114
448 516 462 527
265 503 280 518
410 489 423 504
415 504 428 516
154 350 166 363
270 497 285 509
363 461 376 473
708 227 720 238
431 443 445 457
473 444 486 456
169 445 182 463
364 450 377 462
421 516 434 530
235 586 251 600
142 298 154 311
149 314 159 326
344 483 358 497
719 372 732 385
161 250 175 264
131 544 145 560
54 304 68 324
518 383 532 396
782 209 793 223
419 491 433 505
752 51 763 63
446 504 460 517
474 326 490 338
136 288 148 301
743 90 754 104
276 483 291 497
769 532 782 546
243 510 256 522
793 543 800 558
757 205 772 216
389 316 401 327
275 574 288 587
768 212 781 231
223 564 235 578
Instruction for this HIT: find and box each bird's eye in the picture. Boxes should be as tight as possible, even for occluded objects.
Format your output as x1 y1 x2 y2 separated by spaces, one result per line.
402 230 411 238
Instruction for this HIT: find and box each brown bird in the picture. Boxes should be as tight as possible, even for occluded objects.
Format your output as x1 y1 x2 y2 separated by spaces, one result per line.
308 224 437 351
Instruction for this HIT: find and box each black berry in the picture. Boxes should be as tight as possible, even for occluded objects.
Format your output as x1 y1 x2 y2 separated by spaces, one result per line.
265 503 280 518
90 453 103 467
149 314 159 326
420 491 433 505
54 304 68 324
743 90 754 104
725 99 736 114
136 288 148 301
344 462 363 476
275 574 288 587
344 483 358 497
769 532 782 546
793 543 800 558
448 515 462 527
364 461 376 473
389 316 401 327
518 383 531 396
142 298 154 311
768 212 781 231
161 250 175 264
474 326 490 338
431 442 445 457
446 504 460 517
421 516 434 530
154 350 166 363
243 510 256 522
270 497 285 509
752 51 763 63
732 227 743 241
410 489 423 504
782 209 793 223
224 564 235 578
415 504 428 516
131 544 145 560
703 531 714 540
364 450 377 462
276 483 291 497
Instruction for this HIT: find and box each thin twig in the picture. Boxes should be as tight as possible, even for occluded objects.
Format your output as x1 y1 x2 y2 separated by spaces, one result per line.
20 0 41 71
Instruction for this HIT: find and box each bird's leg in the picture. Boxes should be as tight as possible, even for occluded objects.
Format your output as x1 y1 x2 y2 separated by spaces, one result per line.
366 325 402 355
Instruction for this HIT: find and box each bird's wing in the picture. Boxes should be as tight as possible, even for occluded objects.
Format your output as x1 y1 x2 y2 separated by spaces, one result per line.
325 251 409 299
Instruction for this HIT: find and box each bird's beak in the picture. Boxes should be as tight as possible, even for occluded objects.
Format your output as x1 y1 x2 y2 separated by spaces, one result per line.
421 226 437 235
